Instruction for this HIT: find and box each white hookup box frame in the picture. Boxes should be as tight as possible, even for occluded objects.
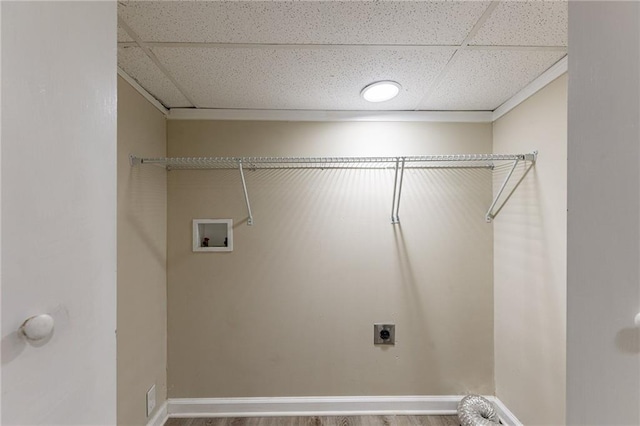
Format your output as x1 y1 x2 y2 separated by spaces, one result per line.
192 219 233 252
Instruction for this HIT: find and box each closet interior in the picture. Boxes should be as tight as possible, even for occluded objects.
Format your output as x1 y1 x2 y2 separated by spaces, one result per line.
116 2 568 426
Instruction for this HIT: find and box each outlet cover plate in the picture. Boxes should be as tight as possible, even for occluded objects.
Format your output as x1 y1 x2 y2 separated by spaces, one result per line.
374 323 395 345
146 384 156 417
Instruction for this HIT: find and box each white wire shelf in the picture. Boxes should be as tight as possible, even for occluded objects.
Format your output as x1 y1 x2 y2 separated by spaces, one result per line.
130 152 537 225
131 153 534 170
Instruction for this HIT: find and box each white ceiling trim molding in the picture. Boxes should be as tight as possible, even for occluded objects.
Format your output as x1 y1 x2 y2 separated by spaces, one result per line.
166 109 493 123
118 16 199 108
492 54 567 121
465 45 567 52
117 67 168 116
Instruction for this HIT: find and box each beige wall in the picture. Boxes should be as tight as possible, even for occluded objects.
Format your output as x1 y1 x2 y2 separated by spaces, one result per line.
493 75 567 425
167 121 495 397
117 77 167 425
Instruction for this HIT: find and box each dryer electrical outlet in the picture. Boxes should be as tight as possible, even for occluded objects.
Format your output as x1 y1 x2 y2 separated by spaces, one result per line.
374 323 395 345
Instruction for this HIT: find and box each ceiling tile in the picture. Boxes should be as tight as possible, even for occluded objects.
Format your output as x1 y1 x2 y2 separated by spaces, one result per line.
118 46 192 108
419 50 566 111
118 24 134 42
153 46 456 110
118 1 489 45
470 1 567 46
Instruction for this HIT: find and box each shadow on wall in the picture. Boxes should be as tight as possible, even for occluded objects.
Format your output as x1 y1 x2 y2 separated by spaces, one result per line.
616 328 640 354
216 166 493 228
167 165 496 396
125 163 166 268
392 223 444 388
1 331 27 365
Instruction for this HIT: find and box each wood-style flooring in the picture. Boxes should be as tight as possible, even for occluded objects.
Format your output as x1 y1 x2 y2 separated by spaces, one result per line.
165 416 460 426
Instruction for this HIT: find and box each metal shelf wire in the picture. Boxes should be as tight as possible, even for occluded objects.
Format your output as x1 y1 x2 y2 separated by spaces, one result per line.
130 152 537 225
132 153 532 170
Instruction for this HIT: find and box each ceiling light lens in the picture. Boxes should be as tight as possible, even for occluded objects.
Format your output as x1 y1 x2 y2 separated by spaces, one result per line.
361 81 401 102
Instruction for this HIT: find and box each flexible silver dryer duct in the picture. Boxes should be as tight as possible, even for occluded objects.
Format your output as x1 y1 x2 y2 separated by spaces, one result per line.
457 395 502 426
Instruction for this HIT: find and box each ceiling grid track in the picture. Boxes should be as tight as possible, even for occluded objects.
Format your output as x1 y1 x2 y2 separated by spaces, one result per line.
413 0 501 110
118 16 200 108
116 42 461 51
116 41 567 53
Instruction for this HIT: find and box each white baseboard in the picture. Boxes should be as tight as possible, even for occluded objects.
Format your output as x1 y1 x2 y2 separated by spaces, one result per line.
168 395 459 418
147 400 168 426
487 396 523 426
165 395 521 425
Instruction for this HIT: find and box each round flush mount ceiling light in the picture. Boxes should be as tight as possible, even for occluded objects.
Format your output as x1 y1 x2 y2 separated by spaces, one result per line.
361 81 401 103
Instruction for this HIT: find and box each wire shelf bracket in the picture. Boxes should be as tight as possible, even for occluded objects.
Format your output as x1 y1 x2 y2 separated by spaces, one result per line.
390 157 406 224
238 160 254 226
130 152 537 225
485 150 537 223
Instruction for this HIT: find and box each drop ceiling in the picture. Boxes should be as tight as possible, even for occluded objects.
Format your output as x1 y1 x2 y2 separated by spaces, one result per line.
117 1 567 113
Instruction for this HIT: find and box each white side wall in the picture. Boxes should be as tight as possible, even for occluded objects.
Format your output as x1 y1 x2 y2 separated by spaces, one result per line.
0 1 3 420
0 3 4 419
1 3 117 424
493 75 567 426
567 2 640 424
